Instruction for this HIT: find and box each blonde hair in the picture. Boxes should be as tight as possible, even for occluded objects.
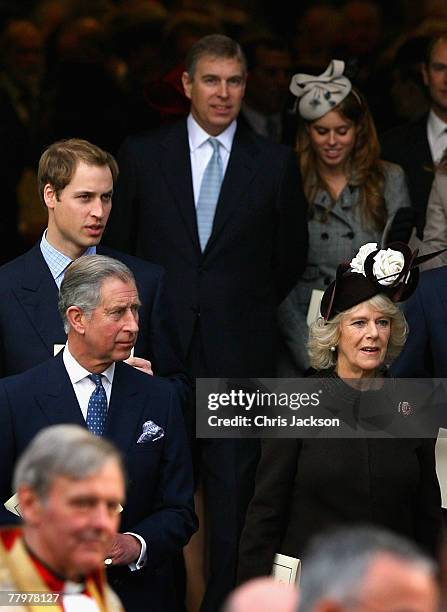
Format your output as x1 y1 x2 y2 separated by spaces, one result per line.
297 88 387 231
308 294 408 371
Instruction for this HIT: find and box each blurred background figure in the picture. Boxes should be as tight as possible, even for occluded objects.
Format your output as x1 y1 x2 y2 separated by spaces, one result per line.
108 0 168 135
298 525 439 612
222 577 298 612
336 0 383 70
41 14 128 154
381 33 447 238
0 18 45 263
388 36 431 126
291 5 341 74
239 33 293 143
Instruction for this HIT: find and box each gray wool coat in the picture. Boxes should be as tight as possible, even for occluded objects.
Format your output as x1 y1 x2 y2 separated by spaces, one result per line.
278 161 411 374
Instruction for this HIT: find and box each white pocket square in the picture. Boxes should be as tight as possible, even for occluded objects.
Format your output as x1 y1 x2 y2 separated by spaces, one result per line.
137 420 164 443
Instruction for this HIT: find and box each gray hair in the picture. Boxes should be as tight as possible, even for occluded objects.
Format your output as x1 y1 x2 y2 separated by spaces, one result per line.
184 33 247 79
308 294 408 370
13 424 124 500
299 525 435 612
58 255 136 333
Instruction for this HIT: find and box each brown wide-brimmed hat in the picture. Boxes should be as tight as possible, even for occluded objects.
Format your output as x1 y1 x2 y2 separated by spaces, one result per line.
321 242 445 321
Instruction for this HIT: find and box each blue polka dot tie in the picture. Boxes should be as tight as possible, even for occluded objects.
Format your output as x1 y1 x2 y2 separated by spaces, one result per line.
86 374 107 436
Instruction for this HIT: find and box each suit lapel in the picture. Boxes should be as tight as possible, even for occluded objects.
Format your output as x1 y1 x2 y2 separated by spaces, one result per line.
160 122 201 252
12 245 66 355
413 116 433 172
36 354 86 428
104 363 146 454
204 126 258 255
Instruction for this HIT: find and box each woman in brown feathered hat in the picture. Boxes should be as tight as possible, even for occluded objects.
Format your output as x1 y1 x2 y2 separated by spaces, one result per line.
237 242 443 584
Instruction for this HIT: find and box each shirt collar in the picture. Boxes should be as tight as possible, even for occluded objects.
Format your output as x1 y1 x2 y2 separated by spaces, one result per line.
428 109 447 141
187 113 236 154
40 230 97 282
63 343 115 385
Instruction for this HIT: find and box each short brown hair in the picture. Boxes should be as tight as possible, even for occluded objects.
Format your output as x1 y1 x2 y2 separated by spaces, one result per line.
185 33 246 79
37 138 119 206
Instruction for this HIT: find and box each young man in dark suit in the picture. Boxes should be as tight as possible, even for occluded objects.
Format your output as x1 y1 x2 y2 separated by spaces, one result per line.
0 255 197 611
380 34 447 237
0 138 188 401
104 33 308 610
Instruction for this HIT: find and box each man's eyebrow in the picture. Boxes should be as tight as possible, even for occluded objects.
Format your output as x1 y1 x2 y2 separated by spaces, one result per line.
73 189 113 195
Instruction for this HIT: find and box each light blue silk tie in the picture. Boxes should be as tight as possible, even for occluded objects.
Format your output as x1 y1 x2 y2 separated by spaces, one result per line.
196 138 223 251
86 374 107 436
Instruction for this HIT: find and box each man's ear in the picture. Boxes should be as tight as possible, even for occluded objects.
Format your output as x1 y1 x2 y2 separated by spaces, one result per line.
18 485 43 526
66 306 86 335
182 71 192 100
43 184 57 211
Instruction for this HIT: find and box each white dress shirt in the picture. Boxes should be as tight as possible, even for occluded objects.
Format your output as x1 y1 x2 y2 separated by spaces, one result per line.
427 109 447 163
62 344 147 571
186 113 236 205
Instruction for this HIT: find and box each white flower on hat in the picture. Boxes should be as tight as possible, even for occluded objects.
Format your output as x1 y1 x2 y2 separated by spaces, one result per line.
373 248 405 285
350 243 378 275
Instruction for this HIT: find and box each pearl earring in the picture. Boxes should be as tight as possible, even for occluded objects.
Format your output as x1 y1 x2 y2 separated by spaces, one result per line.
330 345 336 352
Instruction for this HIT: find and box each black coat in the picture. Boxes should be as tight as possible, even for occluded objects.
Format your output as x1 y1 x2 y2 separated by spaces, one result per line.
237 371 442 583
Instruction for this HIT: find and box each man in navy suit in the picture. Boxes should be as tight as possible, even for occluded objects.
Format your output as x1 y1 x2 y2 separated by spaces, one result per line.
0 255 197 611
392 266 447 377
0 138 187 402
103 34 308 610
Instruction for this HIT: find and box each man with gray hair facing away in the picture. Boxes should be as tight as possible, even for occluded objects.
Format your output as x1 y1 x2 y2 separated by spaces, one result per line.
299 525 439 612
0 254 197 612
0 424 125 611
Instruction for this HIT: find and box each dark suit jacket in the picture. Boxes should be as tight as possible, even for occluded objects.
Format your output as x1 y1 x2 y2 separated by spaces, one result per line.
0 354 197 611
0 244 188 393
392 266 447 377
380 114 434 237
104 120 308 377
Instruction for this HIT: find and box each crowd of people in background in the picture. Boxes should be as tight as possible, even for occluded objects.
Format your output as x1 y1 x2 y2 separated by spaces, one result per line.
1 0 447 264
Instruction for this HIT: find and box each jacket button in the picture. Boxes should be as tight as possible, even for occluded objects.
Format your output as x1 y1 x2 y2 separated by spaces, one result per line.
321 232 329 240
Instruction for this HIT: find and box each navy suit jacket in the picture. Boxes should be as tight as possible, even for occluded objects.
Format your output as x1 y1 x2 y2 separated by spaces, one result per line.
104 121 308 378
0 244 189 394
392 266 447 377
0 354 197 611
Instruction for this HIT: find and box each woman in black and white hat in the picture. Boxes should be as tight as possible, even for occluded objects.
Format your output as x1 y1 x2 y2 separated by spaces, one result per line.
237 241 443 584
278 60 413 376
